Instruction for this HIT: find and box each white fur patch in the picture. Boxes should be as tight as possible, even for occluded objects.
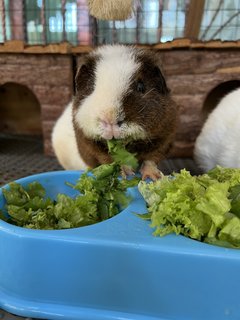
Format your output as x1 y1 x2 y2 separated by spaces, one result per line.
194 88 240 171
119 122 147 140
74 45 141 140
52 103 88 170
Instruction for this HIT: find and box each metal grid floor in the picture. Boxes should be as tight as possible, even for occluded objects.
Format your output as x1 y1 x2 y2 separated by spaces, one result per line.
0 134 62 187
0 134 201 319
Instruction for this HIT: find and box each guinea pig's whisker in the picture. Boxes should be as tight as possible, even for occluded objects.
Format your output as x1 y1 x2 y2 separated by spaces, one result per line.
146 136 152 144
138 105 147 114
142 88 155 98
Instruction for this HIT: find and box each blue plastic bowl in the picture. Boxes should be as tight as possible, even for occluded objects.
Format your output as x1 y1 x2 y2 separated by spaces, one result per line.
0 170 240 320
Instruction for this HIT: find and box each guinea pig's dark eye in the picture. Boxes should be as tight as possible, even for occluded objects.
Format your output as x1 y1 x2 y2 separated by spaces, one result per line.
136 80 145 93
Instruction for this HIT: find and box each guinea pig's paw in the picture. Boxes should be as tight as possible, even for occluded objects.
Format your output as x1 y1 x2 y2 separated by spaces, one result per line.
140 161 164 181
121 165 135 178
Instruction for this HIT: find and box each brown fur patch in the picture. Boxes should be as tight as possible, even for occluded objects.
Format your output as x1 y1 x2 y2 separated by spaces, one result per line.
120 49 178 163
74 55 98 100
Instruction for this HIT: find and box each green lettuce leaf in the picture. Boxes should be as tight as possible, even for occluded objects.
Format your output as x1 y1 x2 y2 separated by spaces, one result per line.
207 166 240 187
107 139 138 170
0 139 140 229
138 167 240 249
228 184 240 217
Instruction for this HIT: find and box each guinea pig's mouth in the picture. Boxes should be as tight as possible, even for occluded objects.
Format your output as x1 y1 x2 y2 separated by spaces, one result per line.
97 120 123 140
95 119 147 142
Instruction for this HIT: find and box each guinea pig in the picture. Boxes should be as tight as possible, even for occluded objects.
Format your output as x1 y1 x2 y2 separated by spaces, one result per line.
52 45 178 180
194 87 240 172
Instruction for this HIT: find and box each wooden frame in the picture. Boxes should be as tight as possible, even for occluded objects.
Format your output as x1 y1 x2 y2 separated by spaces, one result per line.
184 0 205 39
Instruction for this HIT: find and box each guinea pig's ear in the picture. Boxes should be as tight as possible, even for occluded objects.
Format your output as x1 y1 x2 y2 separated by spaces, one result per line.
151 51 170 95
74 64 89 93
74 55 97 94
153 66 170 95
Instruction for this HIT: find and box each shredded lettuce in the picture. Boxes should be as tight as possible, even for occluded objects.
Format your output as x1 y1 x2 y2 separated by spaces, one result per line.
0 140 140 229
107 139 138 170
138 166 240 249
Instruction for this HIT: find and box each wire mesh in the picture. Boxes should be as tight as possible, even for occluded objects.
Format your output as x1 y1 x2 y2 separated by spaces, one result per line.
0 134 62 186
200 0 240 40
0 0 240 45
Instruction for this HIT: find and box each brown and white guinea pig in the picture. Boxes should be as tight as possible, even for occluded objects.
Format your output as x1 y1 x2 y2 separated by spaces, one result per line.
52 45 178 180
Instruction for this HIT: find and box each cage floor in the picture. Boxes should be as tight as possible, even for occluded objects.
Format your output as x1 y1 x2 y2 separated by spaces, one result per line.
0 134 62 186
0 134 201 320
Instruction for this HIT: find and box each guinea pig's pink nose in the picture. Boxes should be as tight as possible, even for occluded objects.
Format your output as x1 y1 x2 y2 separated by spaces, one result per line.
100 120 121 140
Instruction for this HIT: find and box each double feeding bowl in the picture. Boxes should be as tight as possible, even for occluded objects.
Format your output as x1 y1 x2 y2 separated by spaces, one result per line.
0 171 240 320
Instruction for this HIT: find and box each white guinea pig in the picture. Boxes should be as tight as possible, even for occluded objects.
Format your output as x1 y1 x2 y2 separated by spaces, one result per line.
194 87 240 172
52 45 178 180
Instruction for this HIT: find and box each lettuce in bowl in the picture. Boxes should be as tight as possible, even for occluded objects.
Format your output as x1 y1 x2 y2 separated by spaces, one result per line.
138 166 240 249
